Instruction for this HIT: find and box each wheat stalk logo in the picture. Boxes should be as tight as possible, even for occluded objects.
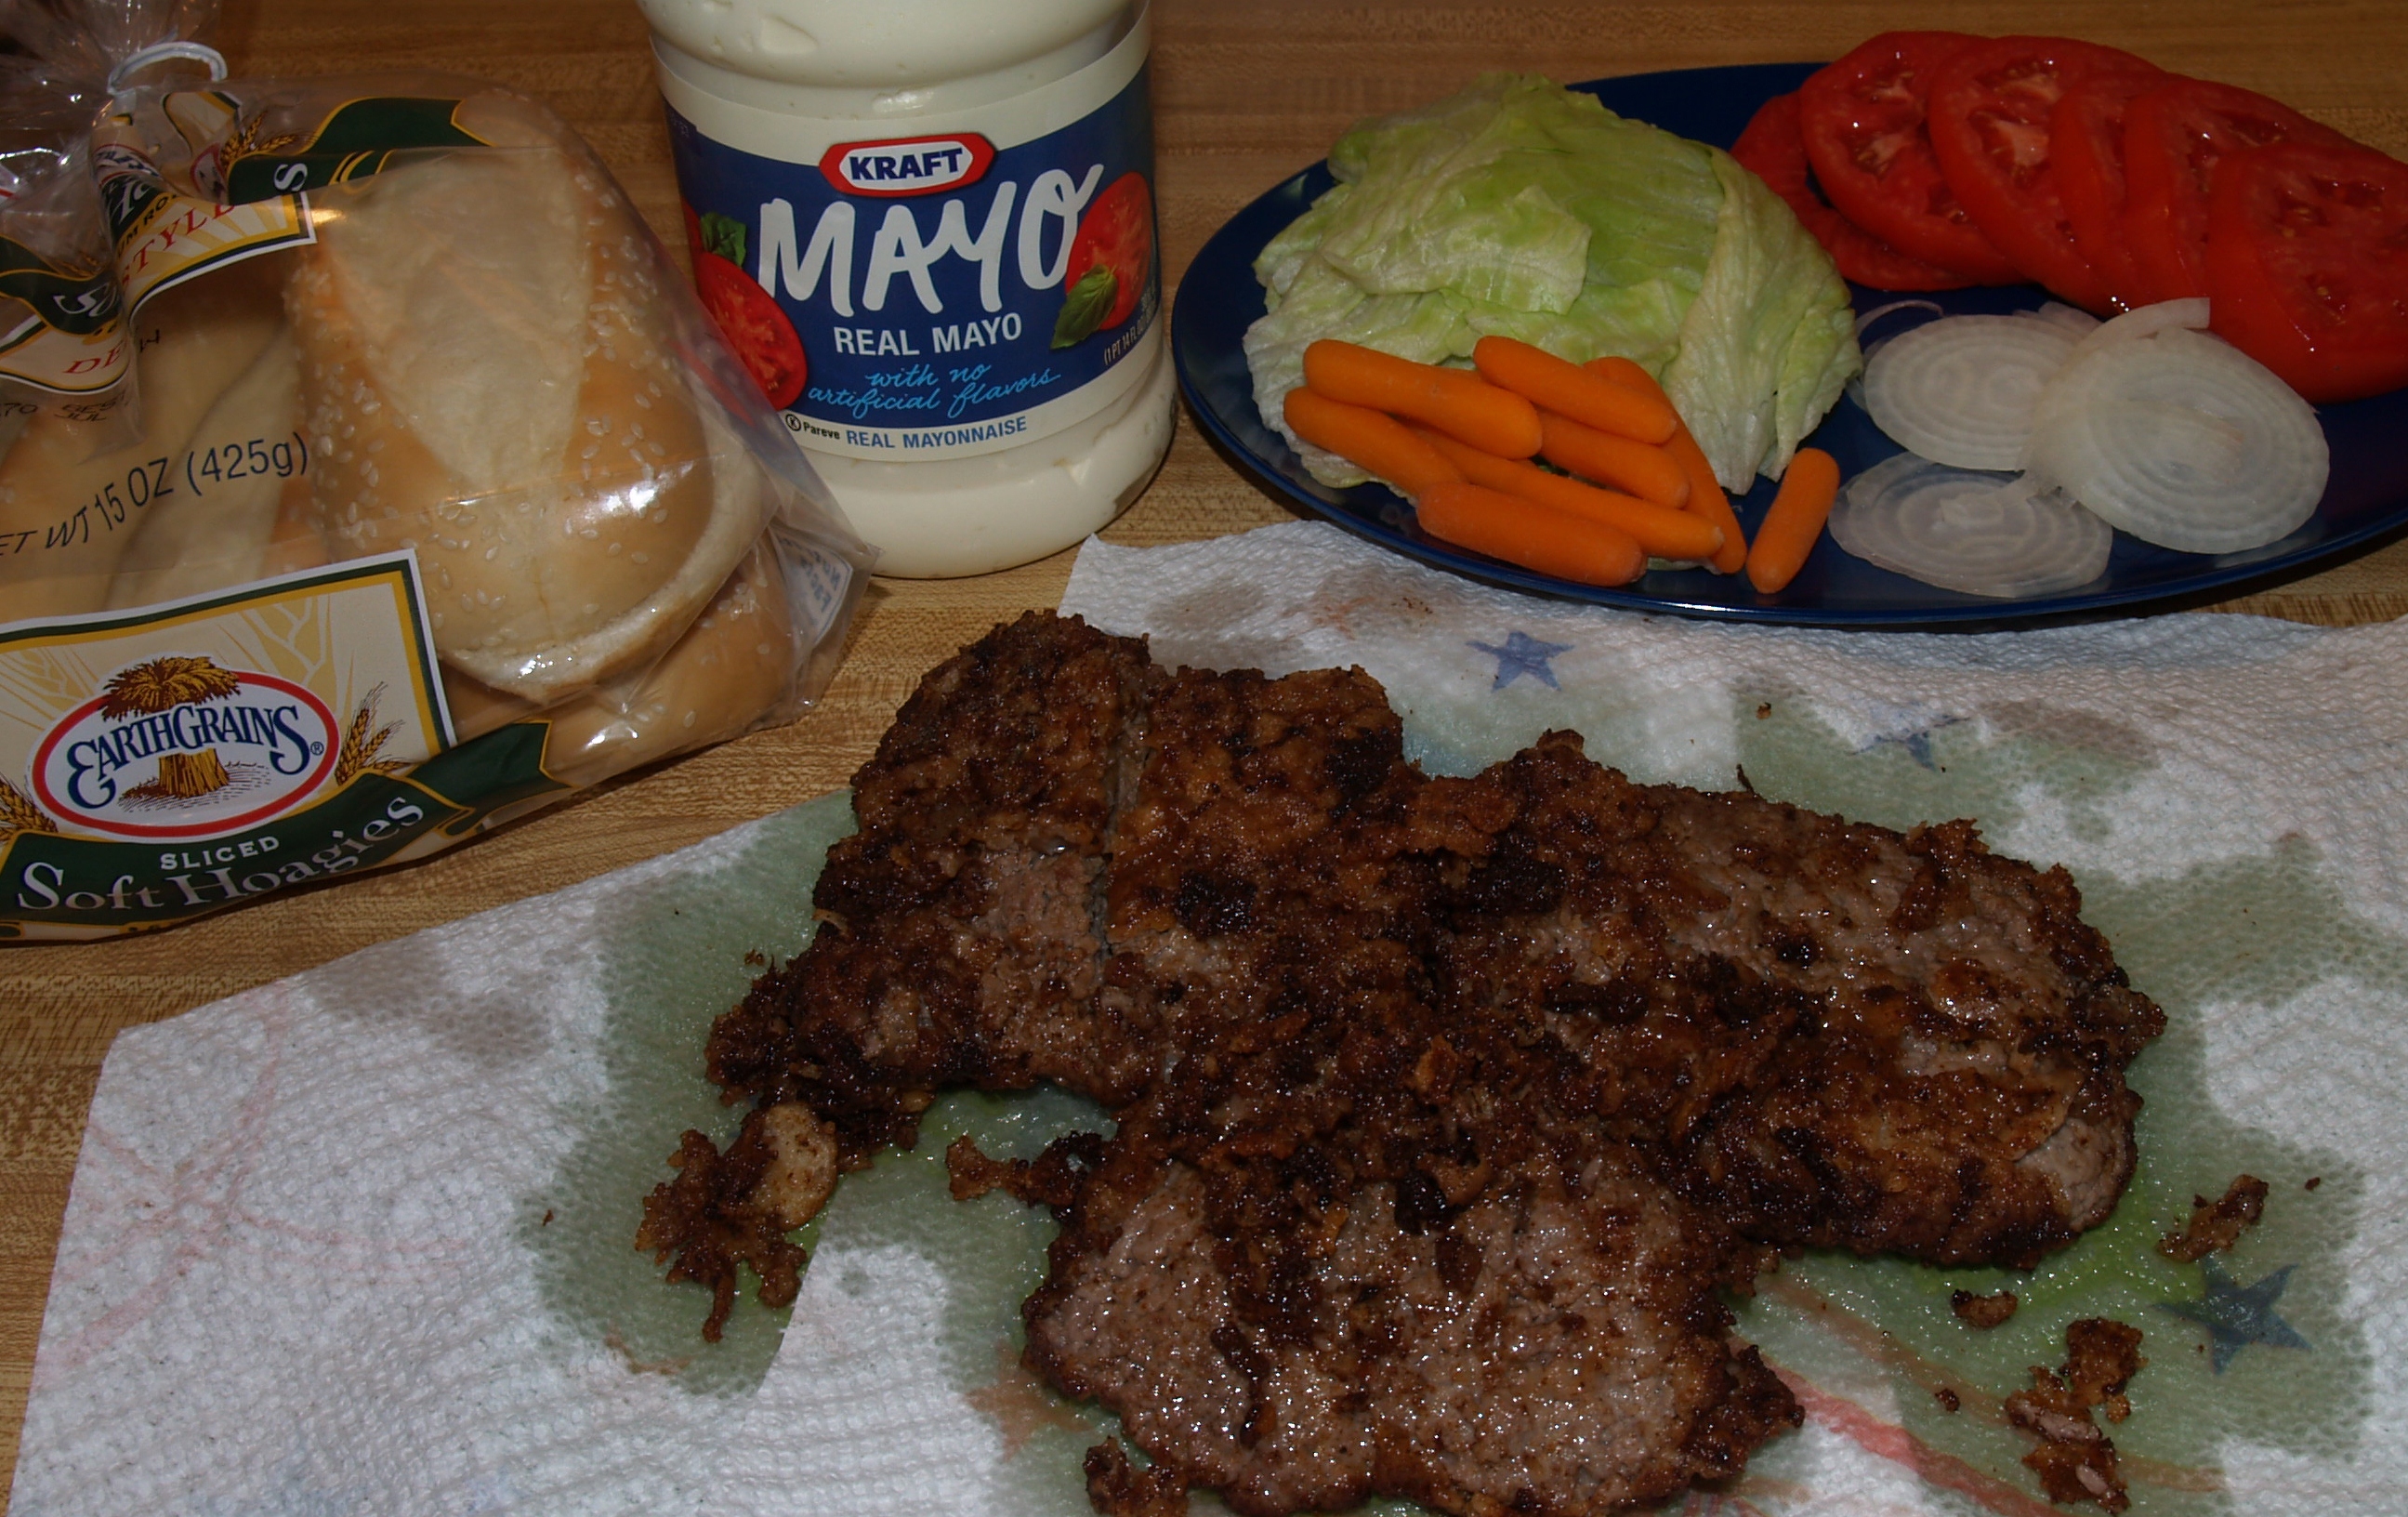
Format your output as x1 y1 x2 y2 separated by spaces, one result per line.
336 683 408 785
107 655 244 800
0 772 54 846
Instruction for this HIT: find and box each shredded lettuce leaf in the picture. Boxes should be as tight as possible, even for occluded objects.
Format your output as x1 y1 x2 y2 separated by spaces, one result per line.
1245 73 1861 493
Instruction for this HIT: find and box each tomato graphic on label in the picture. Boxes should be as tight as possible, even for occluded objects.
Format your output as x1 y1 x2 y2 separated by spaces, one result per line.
685 206 807 409
1051 171 1153 350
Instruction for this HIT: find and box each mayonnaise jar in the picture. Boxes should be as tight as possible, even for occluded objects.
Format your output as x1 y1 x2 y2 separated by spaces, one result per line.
638 0 1175 576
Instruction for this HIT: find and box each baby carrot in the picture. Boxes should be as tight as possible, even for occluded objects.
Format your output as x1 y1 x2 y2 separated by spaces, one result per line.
1745 447 1842 595
1283 387 1464 497
1473 336 1678 445
1585 354 1657 394
1412 425 1722 562
1536 410 1690 510
1585 357 1748 575
1303 339 1542 457
1415 481 1648 587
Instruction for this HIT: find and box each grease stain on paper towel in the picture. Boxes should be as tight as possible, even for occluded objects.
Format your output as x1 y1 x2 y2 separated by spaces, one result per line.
523 700 2388 1517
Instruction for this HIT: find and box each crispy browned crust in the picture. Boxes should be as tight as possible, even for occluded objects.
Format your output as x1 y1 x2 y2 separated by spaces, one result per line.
1430 732 2164 1267
2007 1318 2147 1510
702 611 1164 1159
1952 1288 2020 1329
2158 1174 2270 1261
640 613 2167 1517
633 1115 809 1342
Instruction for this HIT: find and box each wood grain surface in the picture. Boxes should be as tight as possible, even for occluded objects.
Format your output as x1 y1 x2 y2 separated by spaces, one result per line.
3 0 2405 1493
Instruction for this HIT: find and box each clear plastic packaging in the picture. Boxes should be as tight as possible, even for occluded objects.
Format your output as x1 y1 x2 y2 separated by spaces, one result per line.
0 4 872 942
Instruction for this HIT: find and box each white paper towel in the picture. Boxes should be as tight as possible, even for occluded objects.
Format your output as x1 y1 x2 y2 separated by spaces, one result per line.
13 520 2404 1517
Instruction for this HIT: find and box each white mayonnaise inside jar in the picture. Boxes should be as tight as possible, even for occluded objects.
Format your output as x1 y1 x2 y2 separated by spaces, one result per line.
640 0 1175 577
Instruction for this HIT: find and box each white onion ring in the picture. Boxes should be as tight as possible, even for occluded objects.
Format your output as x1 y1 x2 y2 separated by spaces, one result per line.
2024 325 2328 554
2030 302 2103 337
1862 314 2080 470
1848 300 1946 414
1830 453 2113 599
2065 297 2210 363
1854 298 1945 342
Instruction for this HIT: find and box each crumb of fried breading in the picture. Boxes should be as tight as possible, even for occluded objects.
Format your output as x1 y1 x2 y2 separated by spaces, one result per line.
1085 1440 1191 1517
2006 1319 2146 1512
1952 1288 2019 1328
2023 1439 2127 1512
945 1130 1107 1208
2064 1318 2144 1411
2159 1174 2269 1261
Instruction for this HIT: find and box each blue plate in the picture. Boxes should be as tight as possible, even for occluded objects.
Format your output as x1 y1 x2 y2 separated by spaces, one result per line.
1171 62 2408 627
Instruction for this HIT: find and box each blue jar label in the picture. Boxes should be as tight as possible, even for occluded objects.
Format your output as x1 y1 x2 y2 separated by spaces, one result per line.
665 64 1159 462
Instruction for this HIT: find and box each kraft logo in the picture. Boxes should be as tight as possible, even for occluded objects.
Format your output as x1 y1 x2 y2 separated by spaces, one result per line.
819 134 996 198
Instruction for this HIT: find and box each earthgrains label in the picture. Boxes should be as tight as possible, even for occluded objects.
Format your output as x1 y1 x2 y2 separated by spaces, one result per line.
0 553 564 941
660 20 1160 462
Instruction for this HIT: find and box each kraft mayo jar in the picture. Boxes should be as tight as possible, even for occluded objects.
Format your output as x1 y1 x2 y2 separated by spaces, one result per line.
639 0 1175 577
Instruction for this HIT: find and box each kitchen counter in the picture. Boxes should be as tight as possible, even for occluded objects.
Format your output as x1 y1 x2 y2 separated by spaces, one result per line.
3 0 2404 1487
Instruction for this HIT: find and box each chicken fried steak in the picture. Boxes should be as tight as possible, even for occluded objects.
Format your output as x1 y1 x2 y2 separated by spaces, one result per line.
642 612 2163 1515
1430 732 2165 1266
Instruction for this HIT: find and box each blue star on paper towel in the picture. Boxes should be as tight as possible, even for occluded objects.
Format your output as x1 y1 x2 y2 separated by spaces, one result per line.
1855 703 1967 771
2160 1257 2311 1373
1469 631 1573 691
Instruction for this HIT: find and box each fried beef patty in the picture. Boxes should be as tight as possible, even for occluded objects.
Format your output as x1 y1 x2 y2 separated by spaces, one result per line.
642 612 2165 1515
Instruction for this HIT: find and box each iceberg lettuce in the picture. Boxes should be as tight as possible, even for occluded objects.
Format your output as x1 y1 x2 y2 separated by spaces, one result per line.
1244 74 1859 493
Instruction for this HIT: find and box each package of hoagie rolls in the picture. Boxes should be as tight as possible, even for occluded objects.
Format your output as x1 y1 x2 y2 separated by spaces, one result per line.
0 40 871 941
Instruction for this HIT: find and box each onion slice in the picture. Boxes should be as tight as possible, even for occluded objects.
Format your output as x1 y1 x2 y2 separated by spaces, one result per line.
2030 301 2103 338
2065 297 2210 363
1829 453 2114 599
1862 314 2080 470
2023 324 2327 554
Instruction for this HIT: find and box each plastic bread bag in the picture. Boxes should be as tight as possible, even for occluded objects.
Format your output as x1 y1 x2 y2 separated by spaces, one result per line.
0 21 872 942
0 41 134 441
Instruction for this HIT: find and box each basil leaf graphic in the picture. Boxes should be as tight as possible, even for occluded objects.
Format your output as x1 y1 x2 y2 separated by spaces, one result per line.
699 212 748 266
1051 265 1116 350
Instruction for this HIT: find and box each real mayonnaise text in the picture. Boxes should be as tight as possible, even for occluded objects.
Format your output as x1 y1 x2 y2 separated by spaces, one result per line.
638 0 1174 576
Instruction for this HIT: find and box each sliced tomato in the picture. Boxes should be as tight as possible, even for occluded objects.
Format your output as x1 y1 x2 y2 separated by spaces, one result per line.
2048 71 2171 309
1065 171 1153 327
694 250 807 409
2206 139 2408 403
1927 35 2164 312
1731 93 1975 290
1797 32 2025 283
2121 77 2359 306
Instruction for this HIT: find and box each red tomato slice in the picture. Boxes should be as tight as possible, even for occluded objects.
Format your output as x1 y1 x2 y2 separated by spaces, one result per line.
2206 139 2408 403
2048 72 2170 310
1063 171 1154 328
694 250 807 409
1797 32 2025 283
1731 93 1976 291
2121 77 2358 306
1927 35 2164 312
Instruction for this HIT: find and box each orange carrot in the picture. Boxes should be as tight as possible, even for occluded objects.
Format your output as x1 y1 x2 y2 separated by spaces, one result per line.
1536 410 1690 509
1283 387 1464 498
1412 426 1722 562
1585 357 1748 575
1415 481 1647 587
1302 339 1542 457
1745 447 1842 595
1584 354 1656 395
1473 336 1678 444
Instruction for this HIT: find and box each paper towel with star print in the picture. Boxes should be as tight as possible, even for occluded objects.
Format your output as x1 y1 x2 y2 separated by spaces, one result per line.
1061 521 2408 1516
13 517 2407 1517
